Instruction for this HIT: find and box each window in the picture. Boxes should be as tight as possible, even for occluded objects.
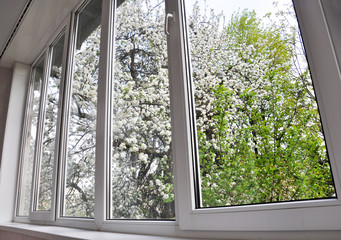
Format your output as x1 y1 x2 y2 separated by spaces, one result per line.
36 32 66 212
14 0 341 237
16 26 68 222
110 0 174 220
17 55 45 216
187 0 335 208
16 29 68 222
62 0 102 218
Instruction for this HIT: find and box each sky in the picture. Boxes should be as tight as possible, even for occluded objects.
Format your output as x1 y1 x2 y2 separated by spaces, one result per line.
184 0 291 23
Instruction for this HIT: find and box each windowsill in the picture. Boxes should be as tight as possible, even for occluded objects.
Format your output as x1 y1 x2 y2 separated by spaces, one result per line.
3 222 341 240
0 222 196 240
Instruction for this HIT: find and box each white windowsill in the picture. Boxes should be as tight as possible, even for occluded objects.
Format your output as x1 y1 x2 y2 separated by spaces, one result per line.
0 222 197 240
3 222 341 240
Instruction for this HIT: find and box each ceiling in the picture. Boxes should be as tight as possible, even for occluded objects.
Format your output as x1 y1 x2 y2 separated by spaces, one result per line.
0 0 81 69
0 0 29 63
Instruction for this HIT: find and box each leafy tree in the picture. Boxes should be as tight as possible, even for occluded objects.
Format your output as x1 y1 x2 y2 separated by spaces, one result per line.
64 24 101 217
111 0 174 219
188 3 335 206
32 0 336 217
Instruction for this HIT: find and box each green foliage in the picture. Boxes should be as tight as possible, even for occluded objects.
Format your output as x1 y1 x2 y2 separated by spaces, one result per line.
33 0 336 218
190 6 336 207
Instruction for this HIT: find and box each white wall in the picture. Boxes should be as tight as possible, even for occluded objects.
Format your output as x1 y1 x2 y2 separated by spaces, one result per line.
0 63 30 223
0 230 44 240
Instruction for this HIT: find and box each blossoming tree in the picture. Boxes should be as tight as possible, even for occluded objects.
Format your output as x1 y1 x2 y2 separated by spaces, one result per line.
37 0 335 217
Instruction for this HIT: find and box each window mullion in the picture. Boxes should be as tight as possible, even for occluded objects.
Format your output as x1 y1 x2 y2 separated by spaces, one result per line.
94 0 113 227
48 26 71 222
166 0 197 228
55 15 73 221
56 11 78 221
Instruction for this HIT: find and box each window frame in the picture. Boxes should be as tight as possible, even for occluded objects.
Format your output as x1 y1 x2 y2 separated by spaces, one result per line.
57 0 99 220
32 28 70 222
96 0 178 232
14 16 71 223
172 0 341 231
29 49 51 221
15 52 46 221
55 0 100 228
13 0 341 237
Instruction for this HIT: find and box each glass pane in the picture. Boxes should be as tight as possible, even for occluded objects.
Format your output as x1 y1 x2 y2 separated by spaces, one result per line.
17 57 45 216
185 0 336 207
37 33 65 211
63 0 102 218
111 0 174 219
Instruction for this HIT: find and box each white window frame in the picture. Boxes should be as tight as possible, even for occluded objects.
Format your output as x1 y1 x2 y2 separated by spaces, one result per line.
32 28 70 223
13 0 341 237
29 49 51 221
15 16 71 223
54 0 100 229
171 0 341 231
95 0 178 233
14 52 47 221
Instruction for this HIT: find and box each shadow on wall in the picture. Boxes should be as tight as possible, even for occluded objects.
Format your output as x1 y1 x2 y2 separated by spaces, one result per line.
0 67 12 169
